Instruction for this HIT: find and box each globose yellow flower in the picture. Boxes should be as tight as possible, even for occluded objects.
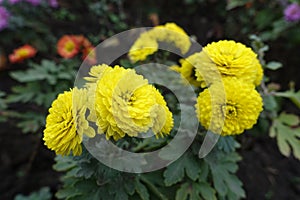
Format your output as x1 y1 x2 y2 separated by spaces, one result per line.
128 23 191 62
194 40 263 87
170 54 203 87
43 88 95 156
152 23 191 54
86 65 173 140
128 33 159 63
195 78 263 136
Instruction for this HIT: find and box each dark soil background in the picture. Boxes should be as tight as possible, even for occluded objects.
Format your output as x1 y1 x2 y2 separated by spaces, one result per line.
1 0 300 199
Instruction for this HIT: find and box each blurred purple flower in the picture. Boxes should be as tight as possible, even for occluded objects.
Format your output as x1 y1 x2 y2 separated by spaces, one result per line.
284 3 300 22
48 0 58 8
0 6 10 31
9 0 22 4
25 0 41 6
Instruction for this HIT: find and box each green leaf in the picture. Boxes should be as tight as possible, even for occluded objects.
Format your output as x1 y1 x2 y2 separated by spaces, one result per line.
217 136 240 153
10 59 74 85
14 187 52 200
263 95 279 112
254 9 276 30
124 180 136 195
164 151 201 186
53 155 76 172
175 182 189 200
114 188 129 200
0 91 7 109
135 178 150 200
7 84 37 104
275 90 300 109
226 0 248 10
198 161 209 182
270 113 300 160
266 61 282 70
205 151 245 199
278 112 300 126
197 182 217 200
55 187 81 199
15 112 45 133
175 182 216 200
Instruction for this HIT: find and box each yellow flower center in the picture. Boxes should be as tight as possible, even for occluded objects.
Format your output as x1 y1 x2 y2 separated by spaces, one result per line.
65 41 75 52
16 49 29 57
222 104 238 118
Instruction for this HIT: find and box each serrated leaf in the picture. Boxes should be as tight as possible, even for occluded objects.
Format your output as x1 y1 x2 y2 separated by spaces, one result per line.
269 124 276 138
53 155 76 171
197 182 217 200
114 188 129 200
205 151 245 198
135 178 149 200
176 182 216 200
10 59 74 86
175 182 189 200
55 187 81 199
164 151 201 186
278 112 300 126
7 85 36 104
10 70 47 82
14 187 52 200
275 90 300 109
266 61 282 70
263 95 278 112
12 111 45 133
226 0 248 10
198 161 209 182
217 136 240 153
124 180 136 195
270 115 300 160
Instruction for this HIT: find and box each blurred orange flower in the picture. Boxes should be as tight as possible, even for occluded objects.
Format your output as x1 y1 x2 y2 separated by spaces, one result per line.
9 44 37 63
72 35 92 48
57 35 79 58
82 46 97 65
57 34 96 64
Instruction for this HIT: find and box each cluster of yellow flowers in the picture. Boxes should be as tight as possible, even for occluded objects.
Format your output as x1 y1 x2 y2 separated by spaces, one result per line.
174 40 263 135
128 23 191 62
43 64 173 156
43 22 264 156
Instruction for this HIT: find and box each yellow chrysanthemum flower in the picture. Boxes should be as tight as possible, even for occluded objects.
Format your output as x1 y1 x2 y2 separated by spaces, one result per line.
128 33 159 63
43 88 95 156
151 23 191 54
195 78 263 136
128 23 191 62
86 65 173 140
170 54 203 87
193 40 263 87
151 88 174 138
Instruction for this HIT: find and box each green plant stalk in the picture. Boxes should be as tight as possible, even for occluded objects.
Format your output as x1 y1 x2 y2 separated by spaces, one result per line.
140 176 169 200
289 96 300 110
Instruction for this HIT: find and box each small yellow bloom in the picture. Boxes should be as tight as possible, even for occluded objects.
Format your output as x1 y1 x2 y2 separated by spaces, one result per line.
128 23 191 62
195 78 263 136
86 65 173 140
171 54 203 87
193 40 263 87
151 23 191 54
43 88 95 156
128 32 158 63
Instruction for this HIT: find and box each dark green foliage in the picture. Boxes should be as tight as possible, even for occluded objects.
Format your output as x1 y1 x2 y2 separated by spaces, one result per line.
14 187 52 200
54 135 245 200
